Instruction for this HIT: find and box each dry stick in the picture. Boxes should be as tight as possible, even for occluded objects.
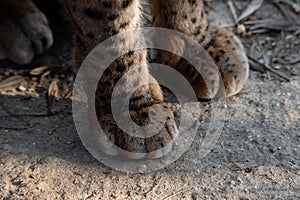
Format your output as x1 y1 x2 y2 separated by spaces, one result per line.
248 55 291 81
228 0 238 23
144 176 164 197
161 187 193 200
220 23 236 29
249 59 266 73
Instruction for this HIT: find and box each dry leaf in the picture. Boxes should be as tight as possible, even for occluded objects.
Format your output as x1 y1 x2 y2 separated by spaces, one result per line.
247 19 300 31
237 0 264 23
0 75 26 89
30 66 49 76
48 79 60 99
39 70 51 87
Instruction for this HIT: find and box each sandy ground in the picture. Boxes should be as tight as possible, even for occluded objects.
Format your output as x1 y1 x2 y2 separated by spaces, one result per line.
0 0 299 199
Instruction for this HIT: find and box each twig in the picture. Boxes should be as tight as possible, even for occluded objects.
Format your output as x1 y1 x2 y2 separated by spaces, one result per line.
161 187 193 200
248 55 291 81
143 176 163 197
228 1 238 23
220 23 236 29
249 59 266 73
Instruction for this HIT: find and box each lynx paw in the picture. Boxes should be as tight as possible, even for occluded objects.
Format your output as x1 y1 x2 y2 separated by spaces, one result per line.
0 6 53 64
207 28 249 97
96 102 178 160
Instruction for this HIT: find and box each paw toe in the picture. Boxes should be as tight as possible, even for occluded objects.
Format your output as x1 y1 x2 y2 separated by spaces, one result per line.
20 11 53 54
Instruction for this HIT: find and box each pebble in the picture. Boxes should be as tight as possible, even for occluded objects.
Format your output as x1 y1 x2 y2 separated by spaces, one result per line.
273 65 282 70
37 186 44 191
29 174 35 179
73 179 79 185
17 85 26 92
237 177 243 183
137 165 148 173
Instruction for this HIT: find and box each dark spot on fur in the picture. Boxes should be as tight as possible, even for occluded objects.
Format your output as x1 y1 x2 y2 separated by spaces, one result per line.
108 14 118 21
199 35 206 44
188 0 196 5
205 24 209 31
100 96 107 101
122 0 133 9
112 29 118 35
103 81 112 87
191 18 197 24
219 49 225 55
103 68 112 76
215 55 220 63
193 26 201 35
128 51 134 56
116 65 126 73
83 8 104 20
87 32 95 39
120 22 129 29
142 112 148 119
103 1 112 8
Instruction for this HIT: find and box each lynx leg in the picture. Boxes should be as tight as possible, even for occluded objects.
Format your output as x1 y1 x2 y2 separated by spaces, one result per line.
66 0 178 159
151 0 248 98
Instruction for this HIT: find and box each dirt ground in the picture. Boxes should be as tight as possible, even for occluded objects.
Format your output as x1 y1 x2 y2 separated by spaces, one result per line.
0 0 299 199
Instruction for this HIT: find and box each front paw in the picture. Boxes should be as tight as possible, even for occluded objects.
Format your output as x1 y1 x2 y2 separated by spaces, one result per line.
0 6 53 64
95 102 179 160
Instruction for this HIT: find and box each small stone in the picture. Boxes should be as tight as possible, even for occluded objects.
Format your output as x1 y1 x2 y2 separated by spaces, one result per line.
237 177 243 183
29 174 35 179
258 58 264 64
137 165 148 173
73 179 79 185
230 180 236 186
17 85 26 91
273 65 282 70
